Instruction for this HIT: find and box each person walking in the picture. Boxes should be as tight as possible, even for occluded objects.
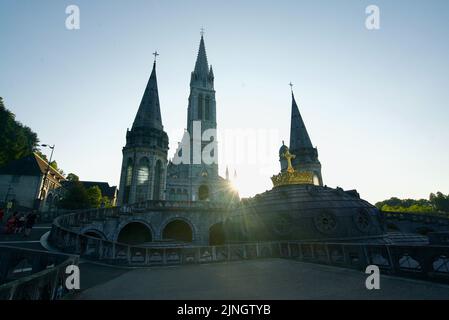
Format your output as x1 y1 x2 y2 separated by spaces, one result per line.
4 211 18 234
15 213 26 234
24 211 37 237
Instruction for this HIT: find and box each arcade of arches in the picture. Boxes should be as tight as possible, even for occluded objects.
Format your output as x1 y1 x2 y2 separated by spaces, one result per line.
114 219 227 246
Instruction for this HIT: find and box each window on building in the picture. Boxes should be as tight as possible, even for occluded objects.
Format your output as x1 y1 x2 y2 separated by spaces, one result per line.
205 96 210 120
136 157 150 202
198 94 203 120
153 160 163 200
123 158 133 204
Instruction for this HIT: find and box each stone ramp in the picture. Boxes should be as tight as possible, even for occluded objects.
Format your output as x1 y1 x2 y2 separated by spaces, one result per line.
0 223 51 250
75 259 449 300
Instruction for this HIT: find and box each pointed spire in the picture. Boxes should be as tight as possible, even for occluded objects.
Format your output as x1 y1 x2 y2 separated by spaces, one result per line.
209 65 214 79
289 91 313 150
225 166 229 180
194 35 209 77
234 169 237 180
132 61 163 131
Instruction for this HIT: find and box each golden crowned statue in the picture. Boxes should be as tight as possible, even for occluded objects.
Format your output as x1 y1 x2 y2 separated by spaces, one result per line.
271 148 314 187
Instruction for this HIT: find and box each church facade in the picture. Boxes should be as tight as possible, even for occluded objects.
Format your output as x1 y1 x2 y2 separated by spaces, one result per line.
117 35 236 205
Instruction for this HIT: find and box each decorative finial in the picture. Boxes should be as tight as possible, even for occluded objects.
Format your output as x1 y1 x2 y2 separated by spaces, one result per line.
200 26 205 37
282 140 285 146
153 51 159 62
289 82 294 93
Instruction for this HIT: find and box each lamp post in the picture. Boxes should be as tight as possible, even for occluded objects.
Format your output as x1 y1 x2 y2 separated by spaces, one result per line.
38 144 55 210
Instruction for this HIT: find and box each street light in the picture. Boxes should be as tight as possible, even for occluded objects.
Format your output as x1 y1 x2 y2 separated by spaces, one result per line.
38 144 55 210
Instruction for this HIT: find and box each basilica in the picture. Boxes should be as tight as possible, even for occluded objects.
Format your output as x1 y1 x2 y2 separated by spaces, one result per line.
115 34 385 243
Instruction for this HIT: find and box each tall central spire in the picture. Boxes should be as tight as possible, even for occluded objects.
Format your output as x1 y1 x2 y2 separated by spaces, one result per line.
194 35 209 76
290 92 313 150
191 34 214 88
132 61 163 131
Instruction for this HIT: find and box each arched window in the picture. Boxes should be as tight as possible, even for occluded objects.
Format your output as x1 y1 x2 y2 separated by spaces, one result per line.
123 158 133 204
198 94 203 120
153 160 163 200
205 96 210 120
136 157 150 202
198 185 209 201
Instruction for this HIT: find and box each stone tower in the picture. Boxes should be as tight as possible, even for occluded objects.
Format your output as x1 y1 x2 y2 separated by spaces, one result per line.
288 91 323 186
186 34 218 177
166 35 236 202
117 60 169 205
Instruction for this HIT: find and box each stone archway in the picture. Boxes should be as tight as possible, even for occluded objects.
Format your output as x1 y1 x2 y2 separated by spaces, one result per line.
162 219 193 242
83 229 106 239
198 185 209 201
117 222 153 245
209 222 225 246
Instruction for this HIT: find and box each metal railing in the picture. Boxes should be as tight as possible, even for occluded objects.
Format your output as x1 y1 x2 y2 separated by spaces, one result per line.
0 245 78 300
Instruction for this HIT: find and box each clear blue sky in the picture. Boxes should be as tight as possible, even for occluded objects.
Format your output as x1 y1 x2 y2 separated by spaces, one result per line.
1 0 449 203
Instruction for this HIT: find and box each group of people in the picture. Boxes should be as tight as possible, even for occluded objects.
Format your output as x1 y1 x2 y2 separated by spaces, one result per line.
0 208 38 237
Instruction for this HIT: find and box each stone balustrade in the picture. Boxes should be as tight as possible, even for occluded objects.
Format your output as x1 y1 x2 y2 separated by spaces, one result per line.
0 245 78 300
48 207 449 284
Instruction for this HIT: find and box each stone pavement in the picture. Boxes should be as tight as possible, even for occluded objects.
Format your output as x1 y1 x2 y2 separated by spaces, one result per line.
76 259 449 300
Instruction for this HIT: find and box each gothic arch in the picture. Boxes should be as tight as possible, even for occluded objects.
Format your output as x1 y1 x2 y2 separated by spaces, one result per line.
136 157 151 202
123 158 134 204
81 228 107 240
115 220 154 245
198 184 209 200
209 222 225 246
160 216 196 242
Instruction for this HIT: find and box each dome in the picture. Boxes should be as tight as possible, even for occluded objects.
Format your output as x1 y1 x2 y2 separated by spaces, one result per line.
224 184 386 243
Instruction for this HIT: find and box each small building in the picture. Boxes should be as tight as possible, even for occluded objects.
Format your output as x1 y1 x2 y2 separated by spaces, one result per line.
0 153 65 211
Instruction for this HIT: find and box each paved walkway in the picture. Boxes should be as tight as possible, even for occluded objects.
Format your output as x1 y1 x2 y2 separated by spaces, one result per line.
0 223 51 250
76 259 449 300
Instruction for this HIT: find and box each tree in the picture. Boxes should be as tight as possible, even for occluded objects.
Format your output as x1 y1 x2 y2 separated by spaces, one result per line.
66 173 79 182
86 186 102 208
0 97 39 167
58 181 90 210
59 183 105 210
101 196 113 208
377 192 449 214
430 192 449 212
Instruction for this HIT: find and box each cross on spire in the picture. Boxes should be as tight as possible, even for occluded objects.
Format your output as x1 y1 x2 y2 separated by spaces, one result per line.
153 51 159 62
289 82 294 93
200 26 205 37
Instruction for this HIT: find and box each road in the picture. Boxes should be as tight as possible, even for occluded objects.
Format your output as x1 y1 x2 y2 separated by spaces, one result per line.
75 259 449 300
0 223 51 250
